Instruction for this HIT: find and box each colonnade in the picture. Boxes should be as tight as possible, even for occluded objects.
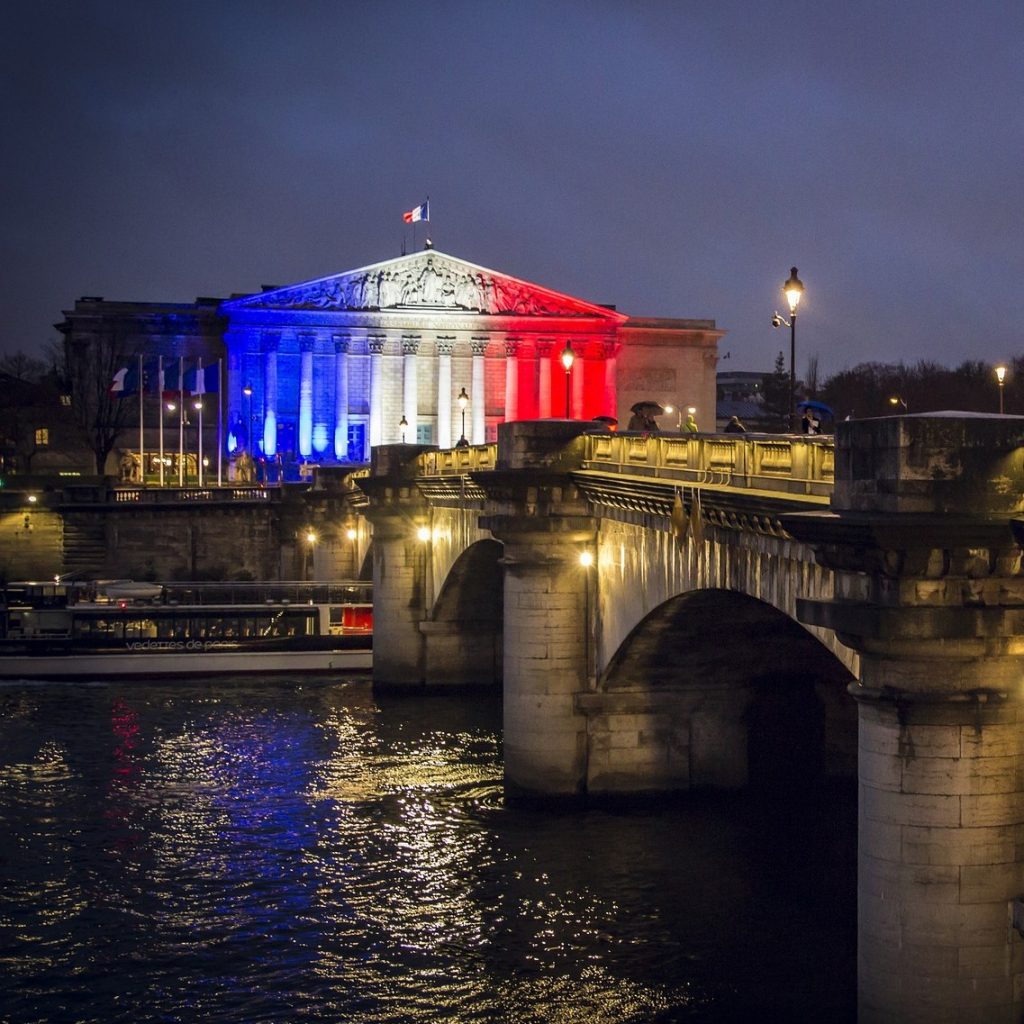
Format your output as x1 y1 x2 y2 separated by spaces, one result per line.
228 329 619 461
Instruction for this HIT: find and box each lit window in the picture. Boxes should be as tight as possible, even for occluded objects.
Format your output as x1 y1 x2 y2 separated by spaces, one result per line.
60 394 71 406
34 428 49 446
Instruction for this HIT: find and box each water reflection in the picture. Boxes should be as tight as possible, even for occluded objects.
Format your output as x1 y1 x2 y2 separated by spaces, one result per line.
0 679 854 1022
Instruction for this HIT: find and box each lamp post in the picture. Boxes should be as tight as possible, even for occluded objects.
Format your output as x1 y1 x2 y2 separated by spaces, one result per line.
242 383 253 451
193 397 204 485
457 387 469 447
772 267 804 431
889 396 908 412
996 365 1007 414
399 415 408 444
560 341 575 418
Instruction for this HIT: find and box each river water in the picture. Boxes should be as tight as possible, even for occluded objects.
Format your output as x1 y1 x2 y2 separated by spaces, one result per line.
0 678 856 1023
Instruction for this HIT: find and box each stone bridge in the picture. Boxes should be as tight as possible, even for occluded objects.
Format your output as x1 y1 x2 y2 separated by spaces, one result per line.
359 414 1024 1023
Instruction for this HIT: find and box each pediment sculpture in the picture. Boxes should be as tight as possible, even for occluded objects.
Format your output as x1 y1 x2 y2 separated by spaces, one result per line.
228 251 614 318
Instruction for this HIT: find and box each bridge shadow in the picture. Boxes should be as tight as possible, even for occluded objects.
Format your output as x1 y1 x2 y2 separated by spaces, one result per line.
598 588 856 795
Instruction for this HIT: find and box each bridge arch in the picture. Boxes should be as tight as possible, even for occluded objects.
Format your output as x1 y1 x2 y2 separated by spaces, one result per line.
422 538 503 686
583 588 856 794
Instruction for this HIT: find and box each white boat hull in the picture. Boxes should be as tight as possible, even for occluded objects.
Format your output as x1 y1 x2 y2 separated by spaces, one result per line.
0 647 371 680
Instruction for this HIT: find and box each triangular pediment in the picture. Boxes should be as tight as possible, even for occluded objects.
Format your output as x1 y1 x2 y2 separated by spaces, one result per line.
222 249 626 320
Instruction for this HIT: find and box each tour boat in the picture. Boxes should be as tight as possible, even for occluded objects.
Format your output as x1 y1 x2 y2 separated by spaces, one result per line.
0 580 373 679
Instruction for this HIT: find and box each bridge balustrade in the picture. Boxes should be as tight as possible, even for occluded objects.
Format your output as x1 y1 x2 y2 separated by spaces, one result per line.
582 431 834 497
111 486 275 503
418 443 498 477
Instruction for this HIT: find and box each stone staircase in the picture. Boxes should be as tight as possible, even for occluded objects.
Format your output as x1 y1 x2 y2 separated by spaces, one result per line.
61 513 108 575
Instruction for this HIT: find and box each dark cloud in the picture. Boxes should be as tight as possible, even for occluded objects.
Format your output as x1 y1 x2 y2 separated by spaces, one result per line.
2 0 1022 375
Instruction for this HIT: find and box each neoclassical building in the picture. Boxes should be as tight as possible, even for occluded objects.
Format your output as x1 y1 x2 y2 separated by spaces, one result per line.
59 246 724 473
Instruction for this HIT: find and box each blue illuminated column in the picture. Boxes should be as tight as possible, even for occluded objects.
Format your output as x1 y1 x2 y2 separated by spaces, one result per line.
368 334 385 447
537 339 553 418
435 337 454 448
402 335 420 443
471 337 488 444
333 333 349 460
504 338 520 423
262 332 279 456
225 331 243 445
298 332 314 458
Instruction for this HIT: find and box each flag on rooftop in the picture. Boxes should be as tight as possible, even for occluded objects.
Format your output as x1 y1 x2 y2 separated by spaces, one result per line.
403 200 429 223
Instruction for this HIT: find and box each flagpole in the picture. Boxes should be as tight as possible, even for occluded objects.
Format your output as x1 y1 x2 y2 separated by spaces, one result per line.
158 356 165 486
216 359 223 487
178 356 184 486
138 353 145 485
197 357 204 487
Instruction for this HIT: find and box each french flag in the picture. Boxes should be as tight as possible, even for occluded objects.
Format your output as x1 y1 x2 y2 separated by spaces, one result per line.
403 200 429 224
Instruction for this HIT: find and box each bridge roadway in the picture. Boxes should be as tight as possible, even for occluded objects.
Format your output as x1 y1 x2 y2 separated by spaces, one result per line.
358 414 1024 1023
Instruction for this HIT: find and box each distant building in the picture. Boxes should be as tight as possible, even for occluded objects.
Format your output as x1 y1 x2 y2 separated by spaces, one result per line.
716 369 773 431
58 247 724 478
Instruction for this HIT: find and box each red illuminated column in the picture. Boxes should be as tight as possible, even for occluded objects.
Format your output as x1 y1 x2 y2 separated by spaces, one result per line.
571 345 585 418
537 339 553 418
603 340 618 418
504 338 519 423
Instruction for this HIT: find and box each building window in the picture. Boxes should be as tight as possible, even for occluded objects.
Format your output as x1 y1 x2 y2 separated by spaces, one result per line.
416 424 434 445
60 394 71 406
34 428 49 446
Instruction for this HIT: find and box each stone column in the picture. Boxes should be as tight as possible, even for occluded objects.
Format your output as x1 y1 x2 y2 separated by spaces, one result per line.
359 443 437 688
504 338 519 423
480 420 601 797
786 414 1024 1023
368 334 385 447
224 331 243 451
333 333 349 460
435 337 454 449
402 335 420 443
261 332 279 456
537 339 553 418
571 343 585 419
603 340 618 419
471 337 488 444
298 332 315 458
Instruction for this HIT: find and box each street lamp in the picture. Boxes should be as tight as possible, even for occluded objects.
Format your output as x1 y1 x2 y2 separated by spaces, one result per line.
889 396 908 412
457 387 469 447
560 341 575 417
399 415 408 443
995 365 1007 414
242 383 253 450
772 266 804 431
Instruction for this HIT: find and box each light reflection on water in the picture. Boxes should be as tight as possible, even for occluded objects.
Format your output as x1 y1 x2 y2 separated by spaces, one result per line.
0 678 855 1023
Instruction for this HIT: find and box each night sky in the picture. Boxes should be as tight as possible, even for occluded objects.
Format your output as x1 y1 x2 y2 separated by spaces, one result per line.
3 0 1022 377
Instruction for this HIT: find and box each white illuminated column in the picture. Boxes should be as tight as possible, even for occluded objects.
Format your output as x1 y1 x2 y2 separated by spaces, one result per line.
262 333 279 456
402 335 420 444
471 337 487 443
298 333 314 458
537 340 553 418
504 338 519 423
436 338 454 448
333 334 349 460
368 335 385 447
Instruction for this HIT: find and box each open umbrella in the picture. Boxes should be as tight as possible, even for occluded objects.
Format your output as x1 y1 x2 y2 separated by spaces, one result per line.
630 401 666 416
592 415 618 428
797 399 834 417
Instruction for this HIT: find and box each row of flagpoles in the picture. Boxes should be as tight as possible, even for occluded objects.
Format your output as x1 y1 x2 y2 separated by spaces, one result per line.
110 355 223 487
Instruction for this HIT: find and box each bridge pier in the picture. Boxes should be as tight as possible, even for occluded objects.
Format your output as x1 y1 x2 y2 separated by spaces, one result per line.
789 413 1024 1023
481 420 598 798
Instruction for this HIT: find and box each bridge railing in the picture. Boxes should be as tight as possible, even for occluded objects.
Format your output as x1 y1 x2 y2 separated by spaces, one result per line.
418 443 498 477
581 431 835 497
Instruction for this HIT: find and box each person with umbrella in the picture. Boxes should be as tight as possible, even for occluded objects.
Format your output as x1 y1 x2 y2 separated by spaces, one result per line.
627 401 664 432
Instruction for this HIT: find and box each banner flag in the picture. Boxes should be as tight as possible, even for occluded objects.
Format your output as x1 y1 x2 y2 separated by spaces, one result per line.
402 200 429 223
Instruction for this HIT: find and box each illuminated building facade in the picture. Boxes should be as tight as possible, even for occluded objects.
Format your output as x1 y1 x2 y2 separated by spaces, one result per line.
59 247 723 473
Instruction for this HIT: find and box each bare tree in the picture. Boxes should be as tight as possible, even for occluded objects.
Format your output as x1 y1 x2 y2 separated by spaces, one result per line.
60 330 139 474
804 353 820 398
